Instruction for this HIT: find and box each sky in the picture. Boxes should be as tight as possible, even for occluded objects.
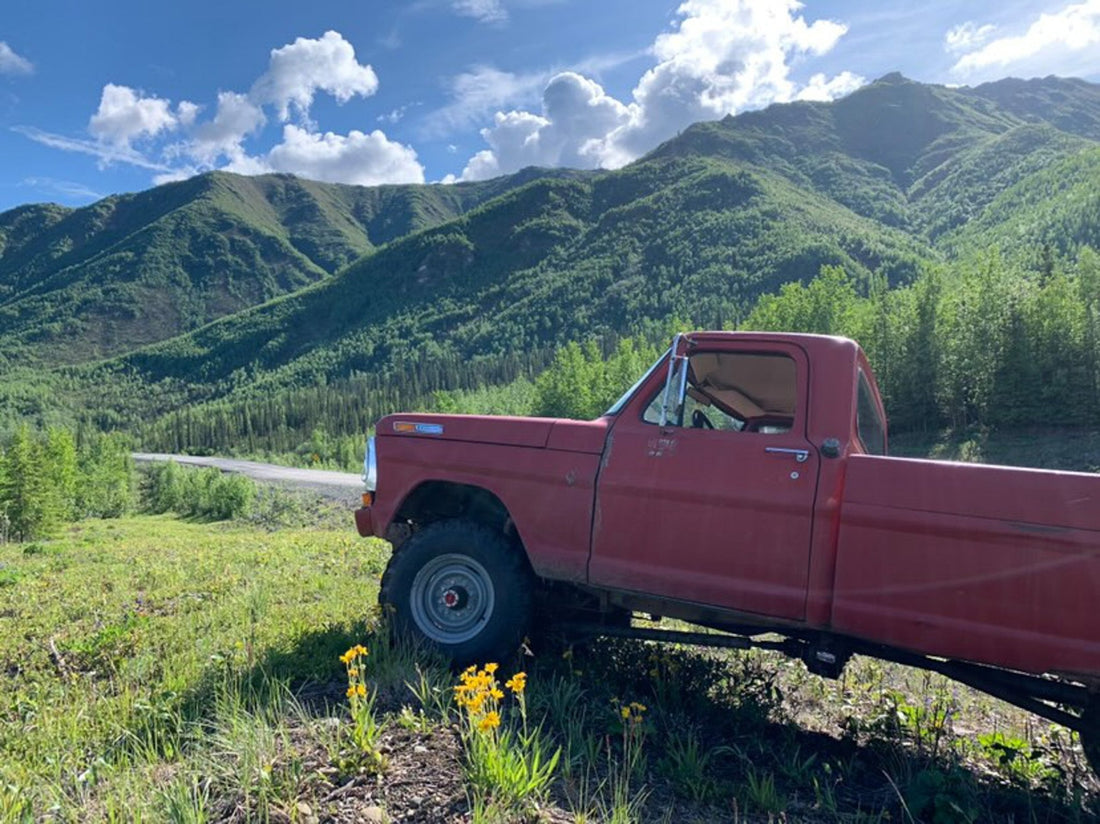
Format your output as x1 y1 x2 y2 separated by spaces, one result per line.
1 0 1099 212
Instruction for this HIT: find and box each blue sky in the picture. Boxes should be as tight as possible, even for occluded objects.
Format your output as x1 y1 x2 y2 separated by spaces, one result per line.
1 0 1099 212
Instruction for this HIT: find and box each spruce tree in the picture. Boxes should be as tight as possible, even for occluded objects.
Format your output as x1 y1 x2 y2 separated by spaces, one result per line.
0 425 55 541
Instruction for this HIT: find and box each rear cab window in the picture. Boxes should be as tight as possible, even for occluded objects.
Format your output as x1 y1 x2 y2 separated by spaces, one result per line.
856 369 886 455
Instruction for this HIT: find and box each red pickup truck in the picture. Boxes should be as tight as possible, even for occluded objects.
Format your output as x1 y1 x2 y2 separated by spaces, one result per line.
355 331 1100 774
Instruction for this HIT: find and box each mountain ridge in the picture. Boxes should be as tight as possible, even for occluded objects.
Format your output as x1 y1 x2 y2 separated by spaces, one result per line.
0 168 566 363
2 73 1099 436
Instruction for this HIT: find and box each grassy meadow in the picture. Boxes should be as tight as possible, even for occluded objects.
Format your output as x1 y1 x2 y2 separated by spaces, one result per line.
0 486 1098 823
0 508 388 821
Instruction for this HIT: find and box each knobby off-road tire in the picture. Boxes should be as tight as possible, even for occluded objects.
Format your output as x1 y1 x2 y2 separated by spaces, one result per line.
379 519 533 667
1083 699 1100 778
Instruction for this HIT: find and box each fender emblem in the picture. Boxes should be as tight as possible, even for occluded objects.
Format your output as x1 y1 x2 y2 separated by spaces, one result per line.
393 421 445 435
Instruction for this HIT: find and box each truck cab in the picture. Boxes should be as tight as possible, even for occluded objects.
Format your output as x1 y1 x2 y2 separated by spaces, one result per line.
584 332 883 627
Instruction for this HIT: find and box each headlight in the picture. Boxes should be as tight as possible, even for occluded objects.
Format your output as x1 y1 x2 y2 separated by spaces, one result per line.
363 436 377 491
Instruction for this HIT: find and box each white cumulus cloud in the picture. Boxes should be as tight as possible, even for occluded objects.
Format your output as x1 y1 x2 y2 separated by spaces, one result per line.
251 30 380 121
795 71 866 102
460 0 861 179
88 84 183 148
0 41 33 76
266 124 425 185
461 72 629 179
23 29 425 189
176 101 200 128
951 0 1100 79
188 92 267 165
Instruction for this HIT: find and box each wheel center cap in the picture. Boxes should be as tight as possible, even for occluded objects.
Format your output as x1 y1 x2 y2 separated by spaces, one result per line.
442 588 468 609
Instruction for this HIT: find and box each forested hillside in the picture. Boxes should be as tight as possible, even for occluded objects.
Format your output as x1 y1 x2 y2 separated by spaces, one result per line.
0 169 560 365
2 73 1100 459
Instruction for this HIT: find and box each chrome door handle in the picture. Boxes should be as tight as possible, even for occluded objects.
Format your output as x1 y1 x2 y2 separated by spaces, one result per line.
765 447 809 463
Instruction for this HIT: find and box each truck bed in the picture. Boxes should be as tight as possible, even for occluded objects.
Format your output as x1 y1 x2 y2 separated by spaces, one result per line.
832 455 1100 683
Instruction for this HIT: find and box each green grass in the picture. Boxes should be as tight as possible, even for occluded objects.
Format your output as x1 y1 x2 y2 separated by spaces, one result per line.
0 515 390 820
1 505 1097 821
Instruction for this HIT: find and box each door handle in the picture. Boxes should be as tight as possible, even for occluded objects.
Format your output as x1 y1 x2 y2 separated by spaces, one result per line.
765 447 809 463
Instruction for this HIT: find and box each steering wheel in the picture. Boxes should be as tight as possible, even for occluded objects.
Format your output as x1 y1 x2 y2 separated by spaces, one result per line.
691 409 714 430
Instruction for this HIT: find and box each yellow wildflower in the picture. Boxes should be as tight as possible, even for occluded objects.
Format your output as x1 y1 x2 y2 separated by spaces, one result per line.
346 686 355 698
485 663 499 674
505 672 527 693
477 711 501 732
340 644 369 664
620 706 631 720
356 683 367 697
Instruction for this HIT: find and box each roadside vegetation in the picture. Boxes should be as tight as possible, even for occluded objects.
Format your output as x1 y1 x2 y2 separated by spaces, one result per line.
0 428 268 542
0 483 1097 822
0 427 133 543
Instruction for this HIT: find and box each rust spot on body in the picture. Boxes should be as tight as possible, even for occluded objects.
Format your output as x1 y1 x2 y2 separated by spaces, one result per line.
646 437 678 458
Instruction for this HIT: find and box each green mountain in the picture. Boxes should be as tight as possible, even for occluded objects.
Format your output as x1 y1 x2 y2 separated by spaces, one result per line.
0 169 557 364
84 154 934 425
4 73 1100 443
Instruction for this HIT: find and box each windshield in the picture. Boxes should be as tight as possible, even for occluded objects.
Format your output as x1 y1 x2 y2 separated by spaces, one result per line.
604 348 669 416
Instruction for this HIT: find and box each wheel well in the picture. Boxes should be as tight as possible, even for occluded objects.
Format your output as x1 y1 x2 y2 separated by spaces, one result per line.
393 481 514 541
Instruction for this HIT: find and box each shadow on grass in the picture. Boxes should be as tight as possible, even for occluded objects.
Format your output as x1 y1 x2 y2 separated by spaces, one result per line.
527 638 1100 823
117 622 1100 823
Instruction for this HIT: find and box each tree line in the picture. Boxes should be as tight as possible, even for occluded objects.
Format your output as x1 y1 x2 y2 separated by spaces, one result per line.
443 246 1100 437
0 426 133 542
744 247 1100 432
0 425 262 542
14 245 1097 476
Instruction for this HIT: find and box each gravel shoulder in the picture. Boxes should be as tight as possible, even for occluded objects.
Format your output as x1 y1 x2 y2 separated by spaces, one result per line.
132 452 364 506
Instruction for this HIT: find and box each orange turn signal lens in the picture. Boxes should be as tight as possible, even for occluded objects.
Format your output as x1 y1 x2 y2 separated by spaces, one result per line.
362 492 374 507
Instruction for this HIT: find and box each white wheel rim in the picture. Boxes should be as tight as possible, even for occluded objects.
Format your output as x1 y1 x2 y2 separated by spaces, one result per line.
409 553 496 644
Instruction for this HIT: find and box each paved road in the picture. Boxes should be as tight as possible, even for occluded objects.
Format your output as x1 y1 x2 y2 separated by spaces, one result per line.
132 453 363 502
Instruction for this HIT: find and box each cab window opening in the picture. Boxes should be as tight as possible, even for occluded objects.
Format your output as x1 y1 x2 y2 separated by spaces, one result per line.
642 350 797 434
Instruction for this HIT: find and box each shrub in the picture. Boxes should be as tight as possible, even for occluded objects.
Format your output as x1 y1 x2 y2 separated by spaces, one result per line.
141 462 256 521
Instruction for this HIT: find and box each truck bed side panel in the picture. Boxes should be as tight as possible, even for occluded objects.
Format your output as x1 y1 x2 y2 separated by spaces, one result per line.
833 455 1100 680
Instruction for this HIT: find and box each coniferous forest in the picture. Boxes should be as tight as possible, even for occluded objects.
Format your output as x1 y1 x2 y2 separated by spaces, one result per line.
3 73 1100 469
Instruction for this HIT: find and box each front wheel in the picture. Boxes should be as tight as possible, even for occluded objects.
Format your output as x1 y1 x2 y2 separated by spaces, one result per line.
379 519 532 666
